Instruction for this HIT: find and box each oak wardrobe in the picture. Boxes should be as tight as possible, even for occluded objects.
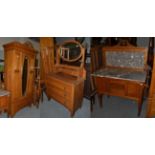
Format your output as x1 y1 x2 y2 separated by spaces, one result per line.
3 42 36 117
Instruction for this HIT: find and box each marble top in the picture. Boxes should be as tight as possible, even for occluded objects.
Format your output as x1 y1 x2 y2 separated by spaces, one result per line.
92 68 147 82
0 89 10 96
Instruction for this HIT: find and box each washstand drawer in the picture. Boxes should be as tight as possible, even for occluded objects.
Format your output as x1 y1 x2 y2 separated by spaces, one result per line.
106 79 126 96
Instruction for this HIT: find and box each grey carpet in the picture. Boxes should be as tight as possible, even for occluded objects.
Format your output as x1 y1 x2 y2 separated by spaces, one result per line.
0 94 148 118
0 95 90 118
91 95 148 118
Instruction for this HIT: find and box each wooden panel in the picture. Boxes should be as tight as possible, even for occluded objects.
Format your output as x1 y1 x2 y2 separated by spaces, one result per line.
127 82 141 98
40 37 54 50
0 95 9 110
107 79 126 96
74 81 84 111
40 37 55 80
12 51 22 100
95 77 107 93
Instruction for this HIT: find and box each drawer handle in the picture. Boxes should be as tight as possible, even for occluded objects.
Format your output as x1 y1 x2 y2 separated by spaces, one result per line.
14 69 20 73
30 70 34 74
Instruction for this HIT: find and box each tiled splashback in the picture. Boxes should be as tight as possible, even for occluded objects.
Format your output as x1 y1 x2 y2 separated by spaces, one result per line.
106 51 145 68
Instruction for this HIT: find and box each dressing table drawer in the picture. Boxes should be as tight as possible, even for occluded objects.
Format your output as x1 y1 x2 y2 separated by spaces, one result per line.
49 90 73 108
46 79 72 94
47 86 72 100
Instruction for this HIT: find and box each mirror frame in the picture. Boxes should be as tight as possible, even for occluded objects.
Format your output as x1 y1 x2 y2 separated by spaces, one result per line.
58 40 84 62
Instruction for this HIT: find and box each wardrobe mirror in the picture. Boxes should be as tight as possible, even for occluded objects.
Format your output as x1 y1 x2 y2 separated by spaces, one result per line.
22 56 28 96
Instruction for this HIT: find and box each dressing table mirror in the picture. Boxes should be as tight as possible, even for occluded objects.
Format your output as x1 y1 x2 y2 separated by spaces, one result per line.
44 40 86 116
58 41 84 66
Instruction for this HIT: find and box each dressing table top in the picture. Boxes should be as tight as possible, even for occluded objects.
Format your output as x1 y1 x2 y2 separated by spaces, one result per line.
48 72 83 85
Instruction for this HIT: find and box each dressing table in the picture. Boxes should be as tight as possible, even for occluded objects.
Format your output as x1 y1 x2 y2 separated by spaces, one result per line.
42 40 86 116
92 41 148 116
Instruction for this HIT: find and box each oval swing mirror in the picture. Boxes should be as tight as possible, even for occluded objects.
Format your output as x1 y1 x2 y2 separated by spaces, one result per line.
59 41 83 62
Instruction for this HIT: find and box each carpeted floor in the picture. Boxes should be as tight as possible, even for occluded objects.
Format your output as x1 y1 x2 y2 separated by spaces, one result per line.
0 94 148 118
91 95 148 118
0 94 90 118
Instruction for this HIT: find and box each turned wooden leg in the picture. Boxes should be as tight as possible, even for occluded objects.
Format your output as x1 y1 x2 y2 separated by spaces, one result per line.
98 94 103 108
90 96 95 112
41 92 43 102
29 103 33 107
70 111 75 117
9 113 14 118
47 95 51 101
138 87 144 117
36 102 39 108
7 112 10 118
90 98 93 112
